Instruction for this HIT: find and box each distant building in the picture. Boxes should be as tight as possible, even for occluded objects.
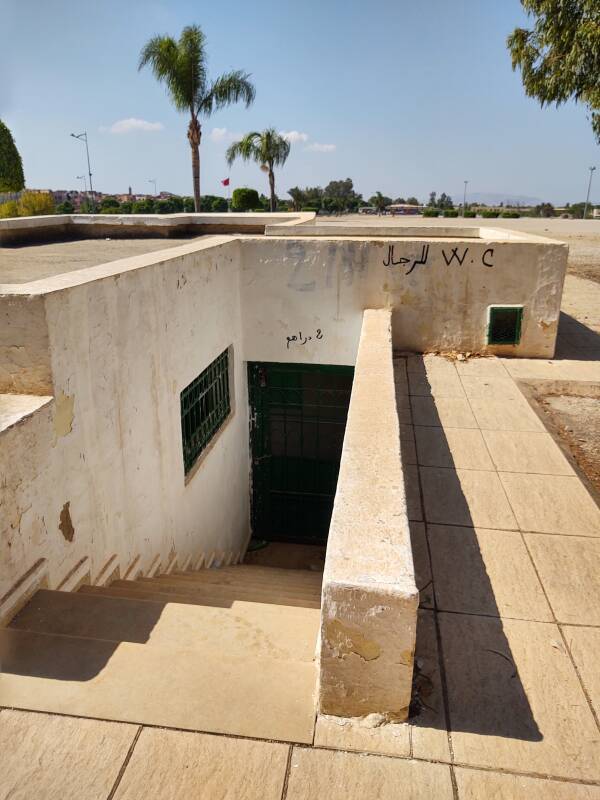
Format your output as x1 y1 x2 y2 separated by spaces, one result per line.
386 204 422 216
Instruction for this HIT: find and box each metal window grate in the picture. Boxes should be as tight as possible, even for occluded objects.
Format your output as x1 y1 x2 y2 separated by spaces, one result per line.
488 306 523 345
180 348 231 473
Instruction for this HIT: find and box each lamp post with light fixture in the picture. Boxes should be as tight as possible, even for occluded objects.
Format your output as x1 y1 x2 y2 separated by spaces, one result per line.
583 166 596 220
70 132 94 211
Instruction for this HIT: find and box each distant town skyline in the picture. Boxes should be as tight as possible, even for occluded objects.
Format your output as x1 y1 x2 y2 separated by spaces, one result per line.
2 0 598 206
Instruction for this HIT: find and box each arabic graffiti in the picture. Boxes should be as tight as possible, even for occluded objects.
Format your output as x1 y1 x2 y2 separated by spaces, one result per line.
382 244 495 271
286 329 324 349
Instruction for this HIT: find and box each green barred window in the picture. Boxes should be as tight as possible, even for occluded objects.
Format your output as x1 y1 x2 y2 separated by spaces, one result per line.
180 348 231 474
487 306 523 345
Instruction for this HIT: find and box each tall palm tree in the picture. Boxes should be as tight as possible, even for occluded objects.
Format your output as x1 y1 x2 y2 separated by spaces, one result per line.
139 25 255 211
226 128 290 212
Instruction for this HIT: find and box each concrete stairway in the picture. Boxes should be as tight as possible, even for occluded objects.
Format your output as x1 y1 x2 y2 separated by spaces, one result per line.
0 563 323 743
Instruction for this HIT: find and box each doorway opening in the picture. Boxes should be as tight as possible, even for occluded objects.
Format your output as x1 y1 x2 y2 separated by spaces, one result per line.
248 362 354 545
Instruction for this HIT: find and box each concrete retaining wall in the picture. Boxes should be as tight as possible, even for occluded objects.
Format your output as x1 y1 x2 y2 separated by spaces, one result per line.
319 309 418 720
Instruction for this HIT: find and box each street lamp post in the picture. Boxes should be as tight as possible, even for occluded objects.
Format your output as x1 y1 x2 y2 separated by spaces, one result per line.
71 132 94 211
583 166 596 220
149 178 157 197
463 180 469 216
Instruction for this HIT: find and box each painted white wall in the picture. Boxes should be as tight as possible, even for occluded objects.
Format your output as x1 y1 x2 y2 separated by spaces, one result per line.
0 227 567 605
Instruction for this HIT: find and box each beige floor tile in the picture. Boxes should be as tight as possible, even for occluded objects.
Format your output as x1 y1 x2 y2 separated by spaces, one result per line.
410 609 451 762
0 628 317 743
460 375 523 400
114 727 288 800
406 354 458 377
314 714 409 757
525 534 600 624
400 423 417 465
285 747 454 800
563 626 600 719
482 430 574 475
440 614 600 781
502 358 600 383
455 358 509 378
393 358 408 395
454 767 600 799
408 371 466 398
395 390 412 424
410 522 433 608
410 396 478 428
0 710 137 800
404 463 423 521
469 394 546 432
415 426 494 470
420 467 517 529
501 474 600 535
428 525 552 621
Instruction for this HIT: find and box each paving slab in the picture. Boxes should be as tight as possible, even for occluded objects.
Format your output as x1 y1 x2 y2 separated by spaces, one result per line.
408 371 466 398
314 714 410 757
285 747 454 800
482 430 575 475
0 628 317 743
428 525 552 621
414 426 494 470
503 358 600 383
454 766 600 799
440 613 600 781
113 727 289 800
409 522 434 608
500 473 600 535
468 394 546 432
400 423 417 464
404 463 423 521
420 466 517 529
525 534 600 624
0 709 137 800
410 396 478 428
410 610 451 762
460 375 524 400
454 357 510 378
563 626 600 719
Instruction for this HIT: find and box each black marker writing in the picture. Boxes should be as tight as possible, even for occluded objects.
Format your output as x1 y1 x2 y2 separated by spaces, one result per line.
442 247 469 266
482 248 494 267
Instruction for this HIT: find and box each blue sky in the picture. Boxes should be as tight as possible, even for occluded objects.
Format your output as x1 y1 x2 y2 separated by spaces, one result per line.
1 0 598 204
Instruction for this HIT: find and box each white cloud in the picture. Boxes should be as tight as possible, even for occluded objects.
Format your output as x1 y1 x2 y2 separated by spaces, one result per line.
209 127 241 143
280 130 309 144
106 117 164 134
305 142 336 153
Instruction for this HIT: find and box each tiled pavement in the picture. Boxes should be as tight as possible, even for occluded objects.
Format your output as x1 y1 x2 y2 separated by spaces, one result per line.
1 275 599 799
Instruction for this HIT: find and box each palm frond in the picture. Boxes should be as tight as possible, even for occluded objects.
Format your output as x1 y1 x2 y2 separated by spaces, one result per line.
226 128 290 168
226 132 261 167
200 71 256 116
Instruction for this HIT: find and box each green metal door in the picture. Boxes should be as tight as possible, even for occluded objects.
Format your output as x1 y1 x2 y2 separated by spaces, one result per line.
248 362 354 545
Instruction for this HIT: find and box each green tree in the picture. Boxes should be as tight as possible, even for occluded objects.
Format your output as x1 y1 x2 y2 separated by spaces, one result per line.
132 198 155 214
139 25 255 211
231 187 259 211
533 201 555 217
323 178 362 213
0 120 25 192
100 196 120 211
226 128 290 212
508 0 600 142
406 196 420 206
56 200 75 214
368 192 392 213
18 191 55 216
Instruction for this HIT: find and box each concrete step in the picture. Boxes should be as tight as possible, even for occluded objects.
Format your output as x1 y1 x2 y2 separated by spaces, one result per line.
200 564 324 581
126 578 321 603
9 589 320 663
171 566 323 588
243 542 326 570
0 627 316 743
80 583 321 610
145 574 321 599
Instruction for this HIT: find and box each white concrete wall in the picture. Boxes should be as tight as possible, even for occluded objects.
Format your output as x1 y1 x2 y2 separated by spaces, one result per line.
1 239 250 605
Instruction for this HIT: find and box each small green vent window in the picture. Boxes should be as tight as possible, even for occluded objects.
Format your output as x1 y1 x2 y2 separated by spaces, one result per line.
487 306 523 345
180 348 231 473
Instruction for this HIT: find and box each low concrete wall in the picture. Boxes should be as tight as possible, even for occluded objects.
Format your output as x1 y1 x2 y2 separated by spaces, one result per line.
319 309 418 720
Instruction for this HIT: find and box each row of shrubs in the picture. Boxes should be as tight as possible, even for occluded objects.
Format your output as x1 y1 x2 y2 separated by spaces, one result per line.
0 191 56 218
422 207 522 219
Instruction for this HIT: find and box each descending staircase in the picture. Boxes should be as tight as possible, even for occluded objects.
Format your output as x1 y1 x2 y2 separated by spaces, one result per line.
0 561 323 744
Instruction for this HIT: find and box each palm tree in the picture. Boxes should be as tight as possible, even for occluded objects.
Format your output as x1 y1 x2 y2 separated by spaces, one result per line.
139 25 255 211
226 128 290 212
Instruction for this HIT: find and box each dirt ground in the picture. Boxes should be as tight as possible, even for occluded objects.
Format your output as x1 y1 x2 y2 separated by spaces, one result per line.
533 385 600 498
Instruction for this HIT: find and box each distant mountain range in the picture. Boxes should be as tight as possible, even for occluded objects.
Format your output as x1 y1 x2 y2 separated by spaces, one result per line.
455 191 543 207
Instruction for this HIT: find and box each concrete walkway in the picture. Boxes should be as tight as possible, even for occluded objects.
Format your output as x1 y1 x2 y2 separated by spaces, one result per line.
1 275 599 799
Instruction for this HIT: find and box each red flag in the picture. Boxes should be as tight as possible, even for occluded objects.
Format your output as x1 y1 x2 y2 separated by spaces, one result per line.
221 178 230 186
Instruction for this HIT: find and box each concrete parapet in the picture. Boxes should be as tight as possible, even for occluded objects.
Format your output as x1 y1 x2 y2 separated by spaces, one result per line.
319 309 418 720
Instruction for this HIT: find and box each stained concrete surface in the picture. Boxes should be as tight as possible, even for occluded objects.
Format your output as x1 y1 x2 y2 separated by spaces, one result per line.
0 236 203 283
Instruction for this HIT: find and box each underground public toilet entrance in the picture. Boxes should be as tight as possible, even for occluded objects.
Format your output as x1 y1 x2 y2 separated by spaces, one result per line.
248 362 354 546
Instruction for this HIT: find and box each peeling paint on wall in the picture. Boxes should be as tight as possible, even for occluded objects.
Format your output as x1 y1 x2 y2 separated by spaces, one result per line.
59 501 74 542
53 393 74 437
